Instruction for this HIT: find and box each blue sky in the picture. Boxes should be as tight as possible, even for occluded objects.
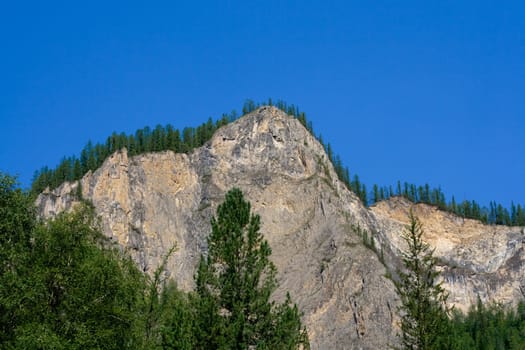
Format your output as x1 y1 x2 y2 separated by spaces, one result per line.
1 1 523 207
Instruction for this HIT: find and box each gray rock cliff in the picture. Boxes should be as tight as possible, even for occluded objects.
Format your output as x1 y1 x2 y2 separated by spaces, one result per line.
36 106 525 349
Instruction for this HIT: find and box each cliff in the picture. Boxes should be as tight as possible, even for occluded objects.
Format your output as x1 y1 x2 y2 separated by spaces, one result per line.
36 106 524 349
371 197 525 313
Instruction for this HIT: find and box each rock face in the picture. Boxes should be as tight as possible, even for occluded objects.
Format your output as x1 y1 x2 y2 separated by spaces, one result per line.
371 197 525 313
36 106 525 349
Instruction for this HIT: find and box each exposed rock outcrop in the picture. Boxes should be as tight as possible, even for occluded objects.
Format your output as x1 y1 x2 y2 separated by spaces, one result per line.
371 197 525 313
36 106 525 349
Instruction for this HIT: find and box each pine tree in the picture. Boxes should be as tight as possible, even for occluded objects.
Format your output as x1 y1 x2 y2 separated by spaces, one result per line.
195 188 309 349
72 158 82 180
373 184 380 204
516 204 525 226
450 196 457 215
326 143 333 162
395 210 450 350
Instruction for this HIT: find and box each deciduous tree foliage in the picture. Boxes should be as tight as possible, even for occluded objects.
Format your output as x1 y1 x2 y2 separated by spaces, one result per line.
0 173 147 349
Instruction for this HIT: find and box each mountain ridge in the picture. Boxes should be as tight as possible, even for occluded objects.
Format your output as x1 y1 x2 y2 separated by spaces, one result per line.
31 100 525 227
36 106 525 349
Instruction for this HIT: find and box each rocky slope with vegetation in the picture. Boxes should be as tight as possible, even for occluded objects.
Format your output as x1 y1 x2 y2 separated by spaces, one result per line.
371 197 525 313
36 106 525 349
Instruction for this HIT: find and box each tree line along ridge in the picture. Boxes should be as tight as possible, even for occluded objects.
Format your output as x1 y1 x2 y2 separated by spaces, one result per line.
30 99 525 226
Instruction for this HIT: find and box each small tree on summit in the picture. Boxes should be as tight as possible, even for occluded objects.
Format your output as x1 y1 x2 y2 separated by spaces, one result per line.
395 210 450 350
195 188 309 349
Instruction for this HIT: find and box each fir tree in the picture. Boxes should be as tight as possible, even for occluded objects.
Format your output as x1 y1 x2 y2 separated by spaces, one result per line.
195 188 309 349
395 210 450 350
373 184 380 204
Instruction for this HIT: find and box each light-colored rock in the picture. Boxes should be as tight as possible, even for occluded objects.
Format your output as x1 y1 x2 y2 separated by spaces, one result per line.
370 196 525 313
36 106 525 348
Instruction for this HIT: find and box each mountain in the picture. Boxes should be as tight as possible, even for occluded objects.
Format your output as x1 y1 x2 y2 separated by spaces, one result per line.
36 106 525 349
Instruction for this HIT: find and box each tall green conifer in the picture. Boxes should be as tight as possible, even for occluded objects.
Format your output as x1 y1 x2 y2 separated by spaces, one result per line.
195 188 309 349
395 211 450 350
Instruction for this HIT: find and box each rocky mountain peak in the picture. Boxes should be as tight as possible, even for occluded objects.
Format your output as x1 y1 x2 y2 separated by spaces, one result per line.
36 107 525 349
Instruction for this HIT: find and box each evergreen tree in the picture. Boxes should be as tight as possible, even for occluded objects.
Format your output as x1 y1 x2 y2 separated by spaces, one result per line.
343 167 350 187
516 205 522 226
450 196 457 214
360 183 368 206
373 184 380 204
242 99 256 114
72 158 82 180
87 144 97 171
424 184 430 204
181 127 194 152
351 174 361 197
326 143 333 162
195 188 309 349
128 134 137 156
395 211 450 350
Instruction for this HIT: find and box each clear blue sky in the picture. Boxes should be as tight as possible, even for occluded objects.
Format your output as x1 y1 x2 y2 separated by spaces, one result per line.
1 1 523 207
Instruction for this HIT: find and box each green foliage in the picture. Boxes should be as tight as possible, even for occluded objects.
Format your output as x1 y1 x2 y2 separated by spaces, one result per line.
194 188 309 349
157 281 197 349
0 173 36 345
0 173 35 249
6 174 307 349
395 211 450 350
369 182 525 226
0 174 147 349
446 299 525 350
141 245 178 348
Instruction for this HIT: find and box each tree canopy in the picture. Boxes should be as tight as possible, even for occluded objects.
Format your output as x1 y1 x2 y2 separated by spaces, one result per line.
0 173 147 349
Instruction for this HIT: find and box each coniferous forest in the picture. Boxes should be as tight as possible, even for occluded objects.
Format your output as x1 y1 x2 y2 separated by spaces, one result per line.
31 99 525 226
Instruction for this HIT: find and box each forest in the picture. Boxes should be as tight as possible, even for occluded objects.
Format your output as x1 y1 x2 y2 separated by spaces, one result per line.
3 173 525 349
30 99 525 226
